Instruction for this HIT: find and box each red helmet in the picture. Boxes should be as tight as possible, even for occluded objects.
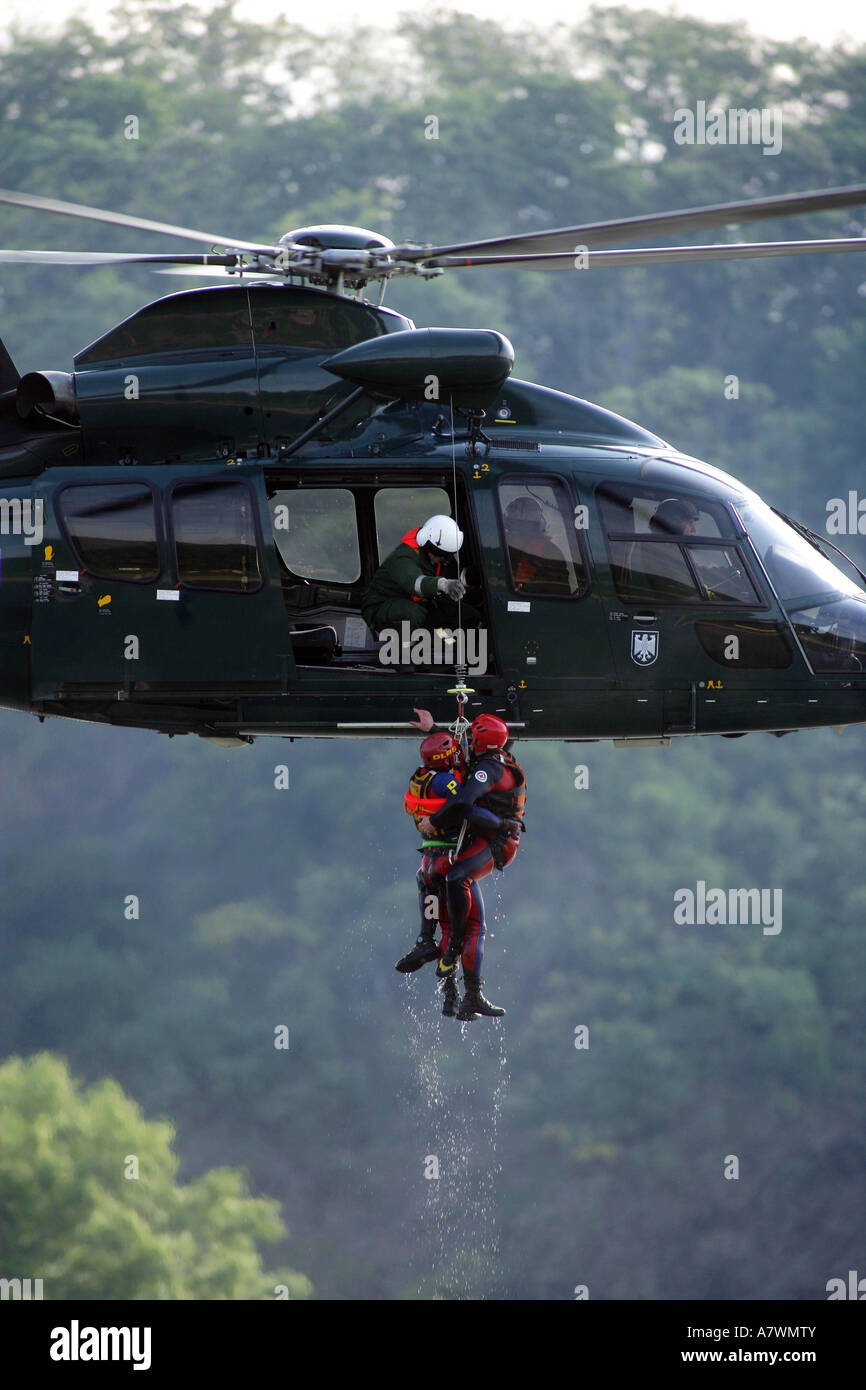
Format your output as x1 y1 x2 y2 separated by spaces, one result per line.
470 714 508 753
420 732 461 769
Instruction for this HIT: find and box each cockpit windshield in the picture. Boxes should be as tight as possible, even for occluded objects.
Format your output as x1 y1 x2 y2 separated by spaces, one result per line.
735 498 866 672
734 498 863 606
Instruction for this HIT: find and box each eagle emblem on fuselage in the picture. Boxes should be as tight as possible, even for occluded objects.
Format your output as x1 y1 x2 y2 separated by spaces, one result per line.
630 630 659 665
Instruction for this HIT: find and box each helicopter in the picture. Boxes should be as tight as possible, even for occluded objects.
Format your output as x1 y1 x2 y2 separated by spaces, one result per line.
1 182 866 748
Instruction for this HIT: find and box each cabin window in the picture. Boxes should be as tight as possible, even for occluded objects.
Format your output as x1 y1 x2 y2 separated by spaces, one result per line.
374 487 452 561
171 479 261 591
57 483 159 581
498 478 587 596
270 488 360 584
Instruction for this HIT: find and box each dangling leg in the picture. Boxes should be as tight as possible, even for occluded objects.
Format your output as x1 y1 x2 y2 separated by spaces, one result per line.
438 876 473 974
461 880 485 976
456 871 506 1021
395 858 441 973
436 893 461 1018
439 838 494 973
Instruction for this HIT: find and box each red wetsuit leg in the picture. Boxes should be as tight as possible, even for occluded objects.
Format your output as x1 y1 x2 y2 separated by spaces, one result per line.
460 880 486 973
448 835 519 971
452 835 496 882
444 836 494 958
425 851 452 957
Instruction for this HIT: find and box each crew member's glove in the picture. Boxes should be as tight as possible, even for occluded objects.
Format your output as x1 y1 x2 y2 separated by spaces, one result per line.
437 577 466 601
492 818 522 870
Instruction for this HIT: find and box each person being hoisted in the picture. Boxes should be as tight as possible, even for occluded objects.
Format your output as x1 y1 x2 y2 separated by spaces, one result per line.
361 514 481 639
396 730 498 1017
416 712 527 1021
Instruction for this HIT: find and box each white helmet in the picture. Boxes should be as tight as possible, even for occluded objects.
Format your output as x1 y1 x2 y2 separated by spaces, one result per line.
417 514 463 554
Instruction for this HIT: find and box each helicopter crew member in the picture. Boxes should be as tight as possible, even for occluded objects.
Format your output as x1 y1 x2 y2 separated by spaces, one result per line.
397 731 497 1018
649 497 699 536
417 713 526 1021
361 514 481 636
505 496 570 593
647 496 749 601
629 496 702 601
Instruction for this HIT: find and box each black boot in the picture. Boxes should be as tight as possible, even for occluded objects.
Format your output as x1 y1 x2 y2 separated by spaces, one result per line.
440 976 461 1018
457 969 505 1020
395 932 440 973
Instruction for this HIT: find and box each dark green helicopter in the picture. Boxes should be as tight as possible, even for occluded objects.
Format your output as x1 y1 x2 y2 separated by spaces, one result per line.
1 182 866 748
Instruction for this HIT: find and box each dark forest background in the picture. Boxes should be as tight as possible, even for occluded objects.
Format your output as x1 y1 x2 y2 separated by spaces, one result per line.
1 2 865 1299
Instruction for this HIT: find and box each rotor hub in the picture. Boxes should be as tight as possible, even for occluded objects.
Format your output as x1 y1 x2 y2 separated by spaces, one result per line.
279 225 395 253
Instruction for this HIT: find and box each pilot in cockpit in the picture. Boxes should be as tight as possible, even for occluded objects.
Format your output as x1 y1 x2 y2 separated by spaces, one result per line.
649 497 699 536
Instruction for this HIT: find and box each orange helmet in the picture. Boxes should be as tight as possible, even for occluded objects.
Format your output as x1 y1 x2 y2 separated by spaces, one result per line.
420 732 461 769
470 714 508 753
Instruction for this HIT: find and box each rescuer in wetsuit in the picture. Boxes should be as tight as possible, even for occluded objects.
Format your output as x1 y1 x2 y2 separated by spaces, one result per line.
417 713 526 1021
396 731 498 1018
361 514 481 636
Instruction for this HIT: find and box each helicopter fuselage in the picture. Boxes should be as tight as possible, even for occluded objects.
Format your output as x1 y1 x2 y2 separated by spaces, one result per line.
1 282 864 746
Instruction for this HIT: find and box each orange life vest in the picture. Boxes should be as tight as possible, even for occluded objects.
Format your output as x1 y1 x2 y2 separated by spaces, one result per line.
404 766 462 830
401 526 441 603
515 554 536 585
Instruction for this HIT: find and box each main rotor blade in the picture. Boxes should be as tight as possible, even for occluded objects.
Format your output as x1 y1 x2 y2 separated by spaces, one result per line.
405 184 866 261
434 238 866 271
0 188 275 253
0 249 242 266
152 265 281 277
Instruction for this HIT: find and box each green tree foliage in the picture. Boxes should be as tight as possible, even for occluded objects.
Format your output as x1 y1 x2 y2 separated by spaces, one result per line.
0 1053 311 1299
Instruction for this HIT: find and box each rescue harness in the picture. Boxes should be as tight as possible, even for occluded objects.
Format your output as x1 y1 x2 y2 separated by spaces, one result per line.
475 749 527 822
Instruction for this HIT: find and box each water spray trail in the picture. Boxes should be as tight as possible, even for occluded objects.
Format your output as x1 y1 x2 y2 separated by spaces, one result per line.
401 903 510 1299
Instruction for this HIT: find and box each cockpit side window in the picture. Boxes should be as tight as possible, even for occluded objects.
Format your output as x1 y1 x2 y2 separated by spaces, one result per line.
687 546 759 605
598 482 756 606
610 541 700 604
597 482 733 539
